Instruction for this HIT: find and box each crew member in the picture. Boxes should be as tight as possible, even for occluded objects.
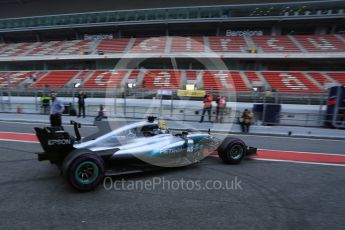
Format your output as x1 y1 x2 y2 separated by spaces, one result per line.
77 91 87 118
200 94 213 123
216 95 226 123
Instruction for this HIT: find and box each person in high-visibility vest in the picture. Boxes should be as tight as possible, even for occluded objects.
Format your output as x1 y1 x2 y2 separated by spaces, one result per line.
199 94 213 123
40 95 51 114
216 95 226 123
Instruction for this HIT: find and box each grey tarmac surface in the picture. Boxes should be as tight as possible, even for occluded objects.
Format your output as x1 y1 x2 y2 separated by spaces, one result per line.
0 122 345 230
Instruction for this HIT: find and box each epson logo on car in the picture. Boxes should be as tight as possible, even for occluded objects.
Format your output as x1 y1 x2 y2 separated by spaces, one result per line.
48 139 71 145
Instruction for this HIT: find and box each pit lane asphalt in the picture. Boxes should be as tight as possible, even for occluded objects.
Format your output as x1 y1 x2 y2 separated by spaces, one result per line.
0 122 345 230
1 120 344 154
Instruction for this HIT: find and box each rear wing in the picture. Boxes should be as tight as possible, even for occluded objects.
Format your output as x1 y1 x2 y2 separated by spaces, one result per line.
34 127 75 153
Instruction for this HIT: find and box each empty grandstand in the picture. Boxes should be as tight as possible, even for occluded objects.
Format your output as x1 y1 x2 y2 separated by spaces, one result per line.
0 0 344 107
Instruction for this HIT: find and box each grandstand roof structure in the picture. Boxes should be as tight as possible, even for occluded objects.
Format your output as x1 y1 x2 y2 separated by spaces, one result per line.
0 0 343 42
0 0 339 17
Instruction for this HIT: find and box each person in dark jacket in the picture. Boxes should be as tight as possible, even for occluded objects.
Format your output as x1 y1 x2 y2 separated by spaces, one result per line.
241 109 253 133
77 91 87 118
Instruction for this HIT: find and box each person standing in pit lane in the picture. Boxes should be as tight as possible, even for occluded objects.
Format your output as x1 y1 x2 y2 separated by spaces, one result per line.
77 91 87 118
216 95 226 123
200 93 213 123
49 91 65 128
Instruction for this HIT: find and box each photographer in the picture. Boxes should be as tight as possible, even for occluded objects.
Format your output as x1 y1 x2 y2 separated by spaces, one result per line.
241 109 253 133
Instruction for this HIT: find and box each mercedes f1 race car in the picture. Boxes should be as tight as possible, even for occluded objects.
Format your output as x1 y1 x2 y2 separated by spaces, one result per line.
35 117 256 191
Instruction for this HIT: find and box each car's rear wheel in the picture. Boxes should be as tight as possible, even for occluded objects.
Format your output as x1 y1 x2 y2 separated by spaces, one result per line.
218 137 246 164
66 153 104 191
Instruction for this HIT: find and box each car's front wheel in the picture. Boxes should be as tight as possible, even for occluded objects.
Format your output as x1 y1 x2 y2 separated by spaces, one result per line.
66 153 104 191
218 137 246 164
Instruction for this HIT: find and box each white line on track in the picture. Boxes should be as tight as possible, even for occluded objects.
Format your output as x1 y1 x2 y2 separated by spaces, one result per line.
217 132 345 142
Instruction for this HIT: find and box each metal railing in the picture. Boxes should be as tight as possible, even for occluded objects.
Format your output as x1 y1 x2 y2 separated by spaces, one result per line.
0 93 334 128
0 87 329 105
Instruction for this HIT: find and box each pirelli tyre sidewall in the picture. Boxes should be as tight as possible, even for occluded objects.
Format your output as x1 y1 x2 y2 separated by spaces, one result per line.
63 150 104 191
218 137 247 164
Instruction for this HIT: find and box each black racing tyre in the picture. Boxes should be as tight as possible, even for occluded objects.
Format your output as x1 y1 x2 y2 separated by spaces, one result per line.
65 152 104 191
218 137 246 164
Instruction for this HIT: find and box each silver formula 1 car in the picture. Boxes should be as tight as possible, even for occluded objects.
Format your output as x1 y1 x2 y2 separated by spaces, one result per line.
35 117 256 191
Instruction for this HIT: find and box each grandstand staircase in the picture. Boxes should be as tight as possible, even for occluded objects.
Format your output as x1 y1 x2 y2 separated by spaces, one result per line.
195 70 203 90
335 34 345 43
307 72 338 89
243 36 258 53
26 71 50 88
326 72 345 85
125 38 136 52
22 42 42 56
180 70 187 89
80 70 96 88
165 36 172 53
65 70 90 88
90 40 102 55
30 70 79 89
203 37 212 53
288 35 307 53
303 71 324 90
255 72 272 91
239 71 252 90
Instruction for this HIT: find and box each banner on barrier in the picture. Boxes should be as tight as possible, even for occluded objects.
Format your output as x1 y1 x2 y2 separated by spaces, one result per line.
177 90 206 97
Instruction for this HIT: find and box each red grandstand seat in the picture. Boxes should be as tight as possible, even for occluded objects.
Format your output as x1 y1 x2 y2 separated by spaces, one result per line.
82 70 128 89
185 70 198 81
294 35 345 52
127 70 140 80
56 40 94 55
171 36 205 52
251 36 301 52
244 71 261 83
142 70 181 89
30 70 79 89
244 71 265 88
327 72 345 85
0 42 38 57
96 39 131 54
74 70 91 82
202 70 248 92
261 71 323 93
308 72 333 85
0 71 38 88
130 37 166 53
207 36 247 53
27 41 66 56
